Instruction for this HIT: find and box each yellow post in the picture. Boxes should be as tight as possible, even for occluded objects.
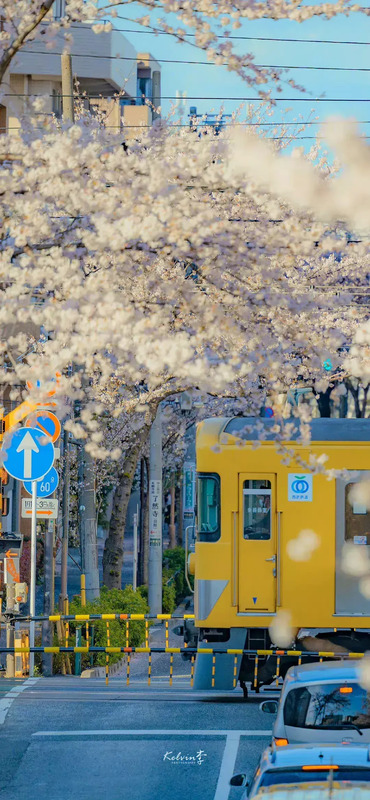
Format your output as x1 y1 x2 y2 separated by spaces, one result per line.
80 574 86 607
106 621 110 686
190 655 195 688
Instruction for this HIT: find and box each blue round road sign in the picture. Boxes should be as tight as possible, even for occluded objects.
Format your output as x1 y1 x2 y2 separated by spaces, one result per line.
2 427 55 482
23 466 59 498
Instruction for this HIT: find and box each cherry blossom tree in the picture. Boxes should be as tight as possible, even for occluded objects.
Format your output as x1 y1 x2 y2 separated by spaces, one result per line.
0 1 369 595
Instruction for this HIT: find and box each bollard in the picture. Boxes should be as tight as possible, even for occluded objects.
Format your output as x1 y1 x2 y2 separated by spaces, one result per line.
106 621 110 686
90 625 94 667
81 574 86 607
75 627 82 676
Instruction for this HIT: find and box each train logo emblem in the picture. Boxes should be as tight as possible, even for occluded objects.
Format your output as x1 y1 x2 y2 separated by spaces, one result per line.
288 474 313 502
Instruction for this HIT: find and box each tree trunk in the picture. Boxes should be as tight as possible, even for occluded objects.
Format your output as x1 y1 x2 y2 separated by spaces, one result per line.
317 387 333 418
345 379 361 418
361 384 369 418
102 426 151 588
137 457 145 586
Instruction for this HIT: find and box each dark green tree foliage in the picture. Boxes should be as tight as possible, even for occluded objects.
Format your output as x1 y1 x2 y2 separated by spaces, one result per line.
69 586 149 667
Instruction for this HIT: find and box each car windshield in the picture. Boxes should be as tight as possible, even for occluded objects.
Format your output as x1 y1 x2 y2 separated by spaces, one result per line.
284 683 370 730
260 768 370 787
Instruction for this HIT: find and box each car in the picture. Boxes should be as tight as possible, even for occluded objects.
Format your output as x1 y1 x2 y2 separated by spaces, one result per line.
230 743 370 798
244 785 370 799
260 660 370 745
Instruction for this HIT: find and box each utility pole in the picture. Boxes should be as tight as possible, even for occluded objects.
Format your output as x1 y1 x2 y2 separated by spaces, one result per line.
79 446 99 600
29 479 37 676
61 52 74 123
148 406 162 614
169 476 176 549
42 519 54 676
133 505 138 591
60 427 69 610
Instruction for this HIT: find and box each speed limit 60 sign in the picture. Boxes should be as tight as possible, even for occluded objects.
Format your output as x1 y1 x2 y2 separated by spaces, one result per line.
23 466 59 498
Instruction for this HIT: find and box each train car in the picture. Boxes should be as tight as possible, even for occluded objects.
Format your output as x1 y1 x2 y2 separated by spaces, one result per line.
188 417 370 690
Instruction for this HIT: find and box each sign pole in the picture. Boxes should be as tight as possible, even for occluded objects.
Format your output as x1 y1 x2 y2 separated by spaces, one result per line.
29 479 37 676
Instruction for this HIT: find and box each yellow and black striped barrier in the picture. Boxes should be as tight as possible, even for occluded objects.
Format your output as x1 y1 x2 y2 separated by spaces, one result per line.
0 646 364 686
18 613 196 622
0 646 365 658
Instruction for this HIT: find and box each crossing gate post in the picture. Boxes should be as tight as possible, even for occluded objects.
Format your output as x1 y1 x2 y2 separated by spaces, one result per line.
75 627 82 676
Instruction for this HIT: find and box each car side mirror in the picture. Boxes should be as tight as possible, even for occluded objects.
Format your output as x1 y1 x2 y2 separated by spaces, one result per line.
173 625 184 637
230 774 249 787
259 700 278 714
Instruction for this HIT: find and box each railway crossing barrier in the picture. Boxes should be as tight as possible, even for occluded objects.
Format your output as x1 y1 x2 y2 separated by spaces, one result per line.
1 613 368 687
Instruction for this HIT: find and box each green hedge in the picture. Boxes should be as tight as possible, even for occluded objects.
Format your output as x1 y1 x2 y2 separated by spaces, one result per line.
63 585 149 670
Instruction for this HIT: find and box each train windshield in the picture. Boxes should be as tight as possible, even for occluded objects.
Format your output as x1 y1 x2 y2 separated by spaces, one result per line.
284 684 370 729
197 473 220 542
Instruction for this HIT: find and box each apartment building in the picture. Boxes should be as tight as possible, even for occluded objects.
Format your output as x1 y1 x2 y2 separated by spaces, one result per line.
0 4 161 136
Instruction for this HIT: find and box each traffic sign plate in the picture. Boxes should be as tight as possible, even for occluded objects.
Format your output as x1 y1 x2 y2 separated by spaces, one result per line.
22 498 58 519
0 537 23 560
25 410 61 443
2 427 55 482
23 466 59 498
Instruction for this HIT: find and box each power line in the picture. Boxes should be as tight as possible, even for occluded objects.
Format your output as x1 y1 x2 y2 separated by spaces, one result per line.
77 22 370 47
4 93 370 102
24 50 370 71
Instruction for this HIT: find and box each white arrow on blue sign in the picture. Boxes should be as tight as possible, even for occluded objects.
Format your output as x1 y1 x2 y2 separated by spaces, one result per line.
23 466 59 498
2 427 55 482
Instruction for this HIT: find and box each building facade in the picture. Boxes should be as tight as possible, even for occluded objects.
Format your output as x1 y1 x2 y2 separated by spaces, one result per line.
0 4 161 136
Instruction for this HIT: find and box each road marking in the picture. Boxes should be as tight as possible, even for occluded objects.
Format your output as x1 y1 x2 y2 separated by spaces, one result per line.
213 732 241 800
33 728 272 737
0 677 39 725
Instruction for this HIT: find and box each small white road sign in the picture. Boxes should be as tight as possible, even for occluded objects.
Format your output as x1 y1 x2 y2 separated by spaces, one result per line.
22 498 58 519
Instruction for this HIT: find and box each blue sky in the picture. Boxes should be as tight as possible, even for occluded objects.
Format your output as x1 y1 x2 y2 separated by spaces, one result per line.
109 2 370 147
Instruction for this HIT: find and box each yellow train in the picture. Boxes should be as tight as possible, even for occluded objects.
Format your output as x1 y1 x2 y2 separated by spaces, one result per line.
187 416 370 690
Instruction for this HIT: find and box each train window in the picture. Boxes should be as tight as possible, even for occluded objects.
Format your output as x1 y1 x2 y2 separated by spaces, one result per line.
345 483 370 545
243 480 271 540
197 473 220 542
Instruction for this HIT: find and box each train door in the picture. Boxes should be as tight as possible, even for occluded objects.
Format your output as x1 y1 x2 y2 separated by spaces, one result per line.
238 474 276 612
336 471 370 614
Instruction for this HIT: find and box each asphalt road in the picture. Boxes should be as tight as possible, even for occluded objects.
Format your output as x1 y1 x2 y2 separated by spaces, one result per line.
0 673 278 800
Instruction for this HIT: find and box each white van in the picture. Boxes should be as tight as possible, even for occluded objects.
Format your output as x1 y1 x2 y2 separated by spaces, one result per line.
260 660 370 745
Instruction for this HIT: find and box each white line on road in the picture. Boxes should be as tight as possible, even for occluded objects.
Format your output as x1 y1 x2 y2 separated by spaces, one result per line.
213 732 241 800
0 677 40 725
33 728 272 737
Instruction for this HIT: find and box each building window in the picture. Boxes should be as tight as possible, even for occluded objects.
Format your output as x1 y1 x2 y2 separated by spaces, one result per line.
0 104 6 134
137 76 152 105
52 90 62 118
243 480 271 540
54 0 65 19
197 473 220 542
